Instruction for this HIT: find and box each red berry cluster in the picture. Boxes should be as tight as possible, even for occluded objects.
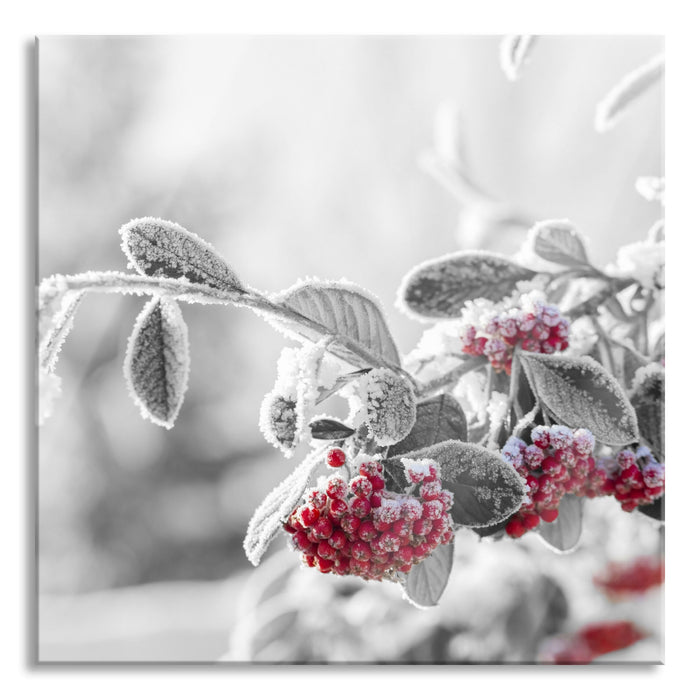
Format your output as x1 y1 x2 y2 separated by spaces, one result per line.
462 300 570 374
593 556 664 598
500 425 597 538
283 456 455 581
540 620 646 664
594 447 665 512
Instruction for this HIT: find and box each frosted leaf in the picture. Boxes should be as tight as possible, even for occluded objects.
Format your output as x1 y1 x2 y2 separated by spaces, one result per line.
387 394 467 457
499 35 538 81
398 251 537 321
120 217 243 291
38 289 84 372
594 54 665 133
243 448 325 566
308 417 355 440
259 393 298 457
363 368 417 447
520 352 639 446
636 176 665 206
528 220 592 268
630 364 664 462
38 368 62 426
124 296 190 429
537 495 584 553
270 278 401 368
390 440 526 528
402 543 454 608
315 367 371 405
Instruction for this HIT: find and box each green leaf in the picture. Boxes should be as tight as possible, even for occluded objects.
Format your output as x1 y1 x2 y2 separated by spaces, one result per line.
243 449 324 566
402 543 454 607
124 296 190 429
537 495 584 552
272 280 401 368
308 418 355 440
530 220 592 268
391 440 526 528
398 251 536 320
630 365 665 461
520 352 639 446
120 217 243 291
387 394 468 457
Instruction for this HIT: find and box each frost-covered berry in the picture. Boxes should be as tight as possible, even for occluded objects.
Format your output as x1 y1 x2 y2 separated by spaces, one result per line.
326 448 346 468
284 457 455 581
549 425 574 450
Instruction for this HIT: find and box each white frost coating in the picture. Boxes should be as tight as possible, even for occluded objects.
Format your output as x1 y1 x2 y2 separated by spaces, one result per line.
605 238 665 289
123 296 190 430
636 176 665 206
364 368 417 447
499 35 537 81
631 362 664 396
400 457 435 481
38 368 62 426
595 53 665 133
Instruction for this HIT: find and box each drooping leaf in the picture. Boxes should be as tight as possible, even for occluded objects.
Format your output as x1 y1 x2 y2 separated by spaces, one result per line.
387 394 468 457
520 352 639 446
364 369 417 447
309 418 355 440
271 280 401 368
120 217 243 291
38 289 85 371
243 449 325 566
630 365 665 461
388 440 526 528
595 53 665 133
537 495 584 553
530 220 592 268
402 543 454 607
124 296 190 429
398 251 537 320
499 35 538 81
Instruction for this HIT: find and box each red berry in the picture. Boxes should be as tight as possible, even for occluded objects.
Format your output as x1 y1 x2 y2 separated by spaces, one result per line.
522 512 541 530
350 497 371 518
312 516 333 539
328 498 348 518
299 505 320 527
340 514 361 533
351 541 371 561
540 508 559 523
326 448 346 468
328 529 347 549
326 476 348 500
317 557 334 573
505 517 526 538
317 540 336 560
369 475 385 492
357 521 378 541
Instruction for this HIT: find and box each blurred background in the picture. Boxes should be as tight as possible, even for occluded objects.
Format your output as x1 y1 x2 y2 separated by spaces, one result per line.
38 35 664 662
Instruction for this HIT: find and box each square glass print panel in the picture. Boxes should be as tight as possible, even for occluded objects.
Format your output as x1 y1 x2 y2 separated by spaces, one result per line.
37 35 664 663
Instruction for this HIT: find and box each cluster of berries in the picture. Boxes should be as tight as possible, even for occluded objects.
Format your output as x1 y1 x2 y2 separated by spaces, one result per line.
283 450 454 581
540 620 646 664
594 446 665 512
593 556 664 598
500 425 597 538
501 426 665 538
462 298 570 374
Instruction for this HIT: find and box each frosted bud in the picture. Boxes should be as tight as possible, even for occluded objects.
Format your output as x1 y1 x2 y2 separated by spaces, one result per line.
259 393 298 456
